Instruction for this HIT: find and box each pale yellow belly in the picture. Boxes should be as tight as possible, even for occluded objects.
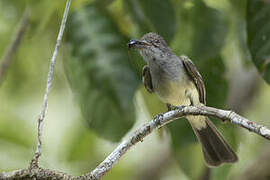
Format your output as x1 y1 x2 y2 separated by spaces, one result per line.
157 80 207 129
156 80 200 106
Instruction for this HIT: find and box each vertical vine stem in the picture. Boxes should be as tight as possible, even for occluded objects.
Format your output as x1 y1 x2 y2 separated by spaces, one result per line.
30 0 72 168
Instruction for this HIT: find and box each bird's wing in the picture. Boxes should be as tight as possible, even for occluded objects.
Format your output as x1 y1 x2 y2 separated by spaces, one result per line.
142 65 154 93
181 56 206 104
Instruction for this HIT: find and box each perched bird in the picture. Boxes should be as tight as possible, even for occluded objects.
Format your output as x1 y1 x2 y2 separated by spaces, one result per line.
128 32 238 167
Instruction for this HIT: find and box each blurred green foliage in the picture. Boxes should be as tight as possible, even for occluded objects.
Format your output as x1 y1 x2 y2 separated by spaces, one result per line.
1 0 270 180
247 0 270 83
65 3 139 141
124 0 176 42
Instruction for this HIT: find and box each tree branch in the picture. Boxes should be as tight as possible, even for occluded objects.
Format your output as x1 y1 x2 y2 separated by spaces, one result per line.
0 8 30 87
30 0 71 168
1 105 270 179
0 168 73 180
85 105 270 179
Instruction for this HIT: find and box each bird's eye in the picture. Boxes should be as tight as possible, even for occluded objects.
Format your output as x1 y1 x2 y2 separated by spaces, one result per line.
154 39 160 43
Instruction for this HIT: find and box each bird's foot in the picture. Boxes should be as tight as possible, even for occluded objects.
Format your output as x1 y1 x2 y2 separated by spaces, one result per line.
176 105 186 110
154 113 163 129
154 113 163 120
167 104 185 111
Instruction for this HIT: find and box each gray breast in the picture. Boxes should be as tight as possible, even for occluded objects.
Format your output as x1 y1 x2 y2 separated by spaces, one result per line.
149 55 184 83
148 56 189 104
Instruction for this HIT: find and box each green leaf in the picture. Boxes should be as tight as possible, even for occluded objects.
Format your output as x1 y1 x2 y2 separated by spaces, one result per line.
65 4 140 142
124 0 176 42
247 0 270 84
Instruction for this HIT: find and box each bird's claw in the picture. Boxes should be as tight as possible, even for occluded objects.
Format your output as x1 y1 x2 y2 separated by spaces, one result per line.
154 113 163 128
177 105 186 110
154 113 163 120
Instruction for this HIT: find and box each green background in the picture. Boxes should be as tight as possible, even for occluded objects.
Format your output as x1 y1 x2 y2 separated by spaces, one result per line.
1 0 270 179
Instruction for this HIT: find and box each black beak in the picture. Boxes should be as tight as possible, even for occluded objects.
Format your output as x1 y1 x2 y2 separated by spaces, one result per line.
128 39 150 49
128 40 137 48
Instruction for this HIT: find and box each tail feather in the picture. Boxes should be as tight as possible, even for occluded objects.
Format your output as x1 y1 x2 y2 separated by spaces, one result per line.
188 116 238 167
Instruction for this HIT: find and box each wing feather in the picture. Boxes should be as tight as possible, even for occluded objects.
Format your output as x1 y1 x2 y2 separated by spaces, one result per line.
142 65 154 93
181 56 206 104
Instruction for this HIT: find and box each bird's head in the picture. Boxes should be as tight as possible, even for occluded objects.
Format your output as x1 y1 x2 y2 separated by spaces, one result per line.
128 32 171 63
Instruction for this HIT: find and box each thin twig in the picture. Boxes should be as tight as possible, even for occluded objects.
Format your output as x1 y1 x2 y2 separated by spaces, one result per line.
0 8 30 86
1 105 270 179
30 0 72 168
